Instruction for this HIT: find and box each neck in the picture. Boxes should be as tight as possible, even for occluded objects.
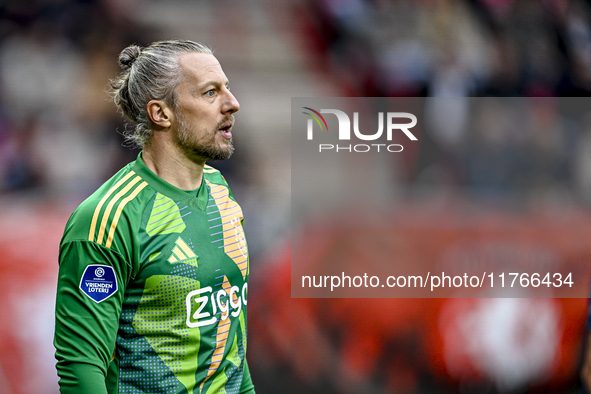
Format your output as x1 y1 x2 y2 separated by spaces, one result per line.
141 136 204 191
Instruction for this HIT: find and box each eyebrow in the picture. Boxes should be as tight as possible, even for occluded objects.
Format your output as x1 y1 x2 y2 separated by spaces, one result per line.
198 80 230 90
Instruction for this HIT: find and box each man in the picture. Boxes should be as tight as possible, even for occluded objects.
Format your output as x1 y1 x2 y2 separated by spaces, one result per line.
53 40 254 394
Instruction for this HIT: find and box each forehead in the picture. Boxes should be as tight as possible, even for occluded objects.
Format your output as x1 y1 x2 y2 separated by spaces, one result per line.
177 52 226 85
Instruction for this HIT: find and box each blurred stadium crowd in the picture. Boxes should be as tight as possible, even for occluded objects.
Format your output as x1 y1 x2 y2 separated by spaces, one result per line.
0 0 155 197
2 0 591 198
1 0 591 393
299 0 591 97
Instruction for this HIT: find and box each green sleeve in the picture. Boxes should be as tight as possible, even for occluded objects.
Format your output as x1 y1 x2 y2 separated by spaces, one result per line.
54 240 131 394
240 359 256 394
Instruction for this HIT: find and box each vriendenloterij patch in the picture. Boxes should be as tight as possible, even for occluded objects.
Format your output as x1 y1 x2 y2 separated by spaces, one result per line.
79 264 118 303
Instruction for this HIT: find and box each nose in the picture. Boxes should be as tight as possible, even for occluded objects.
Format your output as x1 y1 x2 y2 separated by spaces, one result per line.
223 88 240 114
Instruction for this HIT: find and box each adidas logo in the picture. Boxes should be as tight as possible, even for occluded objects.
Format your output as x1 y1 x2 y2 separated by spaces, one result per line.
167 237 198 266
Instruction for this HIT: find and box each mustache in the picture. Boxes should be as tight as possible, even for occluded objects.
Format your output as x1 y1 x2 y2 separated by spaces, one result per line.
216 115 235 129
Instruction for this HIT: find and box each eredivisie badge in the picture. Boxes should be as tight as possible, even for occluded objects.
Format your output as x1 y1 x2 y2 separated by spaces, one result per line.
79 264 118 303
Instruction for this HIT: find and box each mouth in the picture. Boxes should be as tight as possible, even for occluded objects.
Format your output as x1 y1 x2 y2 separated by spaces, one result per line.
217 120 233 140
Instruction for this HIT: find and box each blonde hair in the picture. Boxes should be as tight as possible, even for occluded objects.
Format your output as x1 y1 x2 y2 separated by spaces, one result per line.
110 39 212 147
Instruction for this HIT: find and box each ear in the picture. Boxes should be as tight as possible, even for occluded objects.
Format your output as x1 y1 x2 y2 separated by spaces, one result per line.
147 100 173 128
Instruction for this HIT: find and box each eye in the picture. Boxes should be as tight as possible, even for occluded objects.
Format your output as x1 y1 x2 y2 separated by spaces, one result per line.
204 89 216 97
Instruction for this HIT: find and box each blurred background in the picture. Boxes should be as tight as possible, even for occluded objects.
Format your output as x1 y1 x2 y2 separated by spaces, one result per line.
1 0 591 393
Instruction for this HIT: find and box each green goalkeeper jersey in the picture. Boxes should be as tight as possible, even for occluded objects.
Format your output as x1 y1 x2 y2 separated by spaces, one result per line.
54 153 254 394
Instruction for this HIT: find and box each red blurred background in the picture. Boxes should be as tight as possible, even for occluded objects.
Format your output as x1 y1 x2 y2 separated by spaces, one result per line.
2 0 591 393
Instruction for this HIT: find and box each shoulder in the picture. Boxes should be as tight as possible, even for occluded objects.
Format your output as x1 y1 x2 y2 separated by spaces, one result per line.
202 164 241 205
203 164 229 187
62 163 155 251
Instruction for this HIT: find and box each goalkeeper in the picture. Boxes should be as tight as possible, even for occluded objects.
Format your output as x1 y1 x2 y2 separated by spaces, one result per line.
54 39 254 394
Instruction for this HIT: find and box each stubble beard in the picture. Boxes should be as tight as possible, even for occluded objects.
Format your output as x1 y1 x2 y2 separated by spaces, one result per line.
174 111 235 162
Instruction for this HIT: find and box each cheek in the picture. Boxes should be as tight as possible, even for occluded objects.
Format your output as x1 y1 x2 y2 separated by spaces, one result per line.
182 116 210 134
187 111 215 128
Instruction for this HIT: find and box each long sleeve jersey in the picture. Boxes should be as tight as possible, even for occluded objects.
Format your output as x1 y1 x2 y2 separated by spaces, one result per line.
54 153 254 394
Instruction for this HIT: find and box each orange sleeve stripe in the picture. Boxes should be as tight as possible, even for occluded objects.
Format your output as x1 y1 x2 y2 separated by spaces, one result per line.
88 171 136 242
105 181 148 249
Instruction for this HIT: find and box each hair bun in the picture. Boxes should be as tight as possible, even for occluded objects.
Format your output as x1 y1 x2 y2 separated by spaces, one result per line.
118 44 142 70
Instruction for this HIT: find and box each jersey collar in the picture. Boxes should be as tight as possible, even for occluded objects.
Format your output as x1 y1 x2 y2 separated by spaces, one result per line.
131 152 208 211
